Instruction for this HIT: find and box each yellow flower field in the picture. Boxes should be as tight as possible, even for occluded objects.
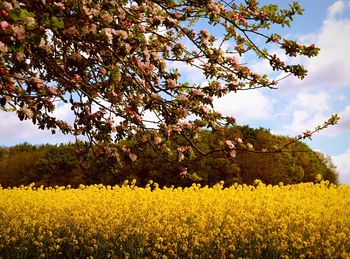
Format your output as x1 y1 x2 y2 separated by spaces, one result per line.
0 181 349 258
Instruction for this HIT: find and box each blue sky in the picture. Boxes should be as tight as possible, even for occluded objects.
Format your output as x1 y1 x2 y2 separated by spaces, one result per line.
1 0 350 183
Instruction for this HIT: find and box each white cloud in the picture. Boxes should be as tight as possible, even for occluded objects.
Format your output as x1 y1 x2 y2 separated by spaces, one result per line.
291 92 331 112
167 60 205 84
52 101 76 124
0 101 80 146
284 110 330 135
327 1 346 19
281 99 350 138
279 3 350 91
0 110 76 146
213 90 274 123
338 105 350 128
332 149 350 184
329 105 350 134
279 91 334 134
143 110 160 129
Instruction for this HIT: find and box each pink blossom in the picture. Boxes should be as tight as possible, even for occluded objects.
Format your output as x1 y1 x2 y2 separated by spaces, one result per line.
121 146 130 153
72 74 82 84
154 137 162 145
229 56 239 67
90 8 100 17
27 17 36 26
134 114 142 124
208 3 220 14
224 140 235 149
178 153 185 161
202 38 209 45
12 26 25 41
200 29 210 37
191 89 203 97
54 2 65 10
177 146 186 152
177 108 188 117
47 87 59 96
235 44 244 53
99 67 107 75
232 13 239 22
173 125 182 132
19 107 34 118
180 168 188 177
179 94 188 102
167 78 176 88
214 82 222 90
102 28 115 43
0 9 9 18
123 21 131 28
15 52 25 62
235 137 243 144
150 92 160 99
118 9 126 20
31 77 45 89
134 57 145 72
64 26 79 37
130 3 139 11
124 43 131 52
38 38 52 53
3 2 13 11
173 12 182 19
0 41 8 53
200 107 209 114
0 21 11 31
272 34 280 43
101 12 113 23
146 62 154 71
239 17 248 25
129 153 137 161
0 66 8 75
138 24 145 33
115 30 128 40
182 122 193 129
229 149 236 158
247 143 254 150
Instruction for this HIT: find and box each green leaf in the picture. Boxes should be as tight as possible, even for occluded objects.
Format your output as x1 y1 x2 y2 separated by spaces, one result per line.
41 13 50 26
51 16 64 30
9 9 20 21
19 9 32 19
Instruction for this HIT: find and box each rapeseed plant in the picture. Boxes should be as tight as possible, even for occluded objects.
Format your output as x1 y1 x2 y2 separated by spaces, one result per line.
0 181 349 258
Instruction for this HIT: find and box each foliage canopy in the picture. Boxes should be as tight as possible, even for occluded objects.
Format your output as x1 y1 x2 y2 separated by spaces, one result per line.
0 0 338 162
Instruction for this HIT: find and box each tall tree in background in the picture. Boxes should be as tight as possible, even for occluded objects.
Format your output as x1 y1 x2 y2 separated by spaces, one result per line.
0 0 338 164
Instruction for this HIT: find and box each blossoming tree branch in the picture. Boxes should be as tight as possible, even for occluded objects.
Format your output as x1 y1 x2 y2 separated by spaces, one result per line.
0 0 339 163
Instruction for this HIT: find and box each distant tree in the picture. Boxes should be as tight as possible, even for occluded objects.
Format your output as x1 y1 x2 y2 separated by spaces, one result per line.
0 147 7 160
314 151 339 184
0 0 339 166
0 147 9 185
0 147 44 186
10 142 37 152
0 127 339 187
27 144 84 186
114 126 339 186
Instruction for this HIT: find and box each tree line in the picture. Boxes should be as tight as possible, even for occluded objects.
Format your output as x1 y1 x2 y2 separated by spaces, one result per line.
0 126 338 188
